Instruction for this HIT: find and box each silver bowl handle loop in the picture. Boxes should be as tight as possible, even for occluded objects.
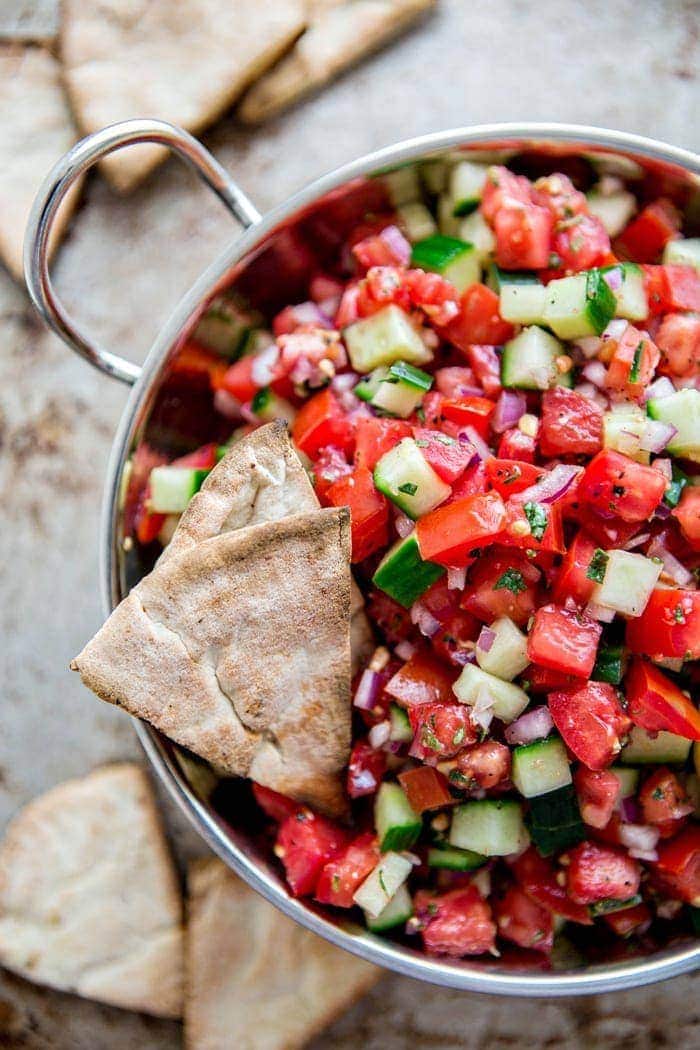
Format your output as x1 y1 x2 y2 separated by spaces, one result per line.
24 119 262 386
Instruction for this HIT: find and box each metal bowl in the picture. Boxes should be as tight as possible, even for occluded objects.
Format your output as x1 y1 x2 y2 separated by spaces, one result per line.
26 121 700 996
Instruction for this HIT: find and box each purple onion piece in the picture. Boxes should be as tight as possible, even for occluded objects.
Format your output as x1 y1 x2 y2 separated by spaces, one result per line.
353 669 380 710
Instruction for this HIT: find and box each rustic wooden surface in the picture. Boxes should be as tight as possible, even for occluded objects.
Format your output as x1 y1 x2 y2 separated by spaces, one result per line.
0 0 698 1045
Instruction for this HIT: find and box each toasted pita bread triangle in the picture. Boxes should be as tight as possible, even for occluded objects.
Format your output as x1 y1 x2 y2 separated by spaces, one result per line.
185 858 379 1050
60 0 306 192
0 764 183 1017
72 508 352 816
239 0 436 124
0 46 81 280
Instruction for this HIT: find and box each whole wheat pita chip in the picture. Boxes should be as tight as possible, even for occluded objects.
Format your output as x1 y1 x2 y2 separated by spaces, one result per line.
72 509 352 816
185 858 380 1050
60 0 306 192
0 764 183 1017
0 45 80 280
238 0 436 124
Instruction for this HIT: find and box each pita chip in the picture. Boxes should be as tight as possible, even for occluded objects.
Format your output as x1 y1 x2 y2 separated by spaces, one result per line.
239 0 436 124
0 764 183 1017
185 858 380 1050
72 509 353 816
60 0 306 192
0 45 80 280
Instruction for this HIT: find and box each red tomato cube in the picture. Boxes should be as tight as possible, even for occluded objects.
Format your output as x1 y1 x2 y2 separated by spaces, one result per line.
276 811 348 897
398 766 454 812
416 492 506 567
548 681 631 770
324 466 389 562
540 387 603 457
574 766 620 830
564 841 641 905
494 203 554 270
494 885 554 953
407 701 476 761
347 740 387 799
625 659 700 740
626 589 700 662
527 605 602 679
416 885 497 957
315 832 380 908
384 652 456 709
577 449 667 524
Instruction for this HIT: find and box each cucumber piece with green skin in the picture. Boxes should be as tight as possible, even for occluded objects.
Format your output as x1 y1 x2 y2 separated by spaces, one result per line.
528 784 585 857
620 726 692 765
193 297 259 358
436 193 462 237
449 160 489 216
587 190 638 238
375 782 422 853
365 883 413 932
475 615 529 681
648 389 700 464
664 464 688 508
389 703 413 744
449 799 529 857
427 845 486 871
410 235 480 293
373 438 451 519
458 211 495 260
591 549 662 618
499 282 548 325
600 263 648 321
383 165 421 207
453 663 529 723
353 851 413 917
500 326 571 391
396 201 437 242
250 386 296 424
511 735 572 799
589 894 643 917
369 361 433 418
487 264 541 293
603 405 650 464
663 237 700 273
609 766 640 800
372 533 445 608
543 269 616 339
592 645 625 685
344 304 432 373
149 466 210 514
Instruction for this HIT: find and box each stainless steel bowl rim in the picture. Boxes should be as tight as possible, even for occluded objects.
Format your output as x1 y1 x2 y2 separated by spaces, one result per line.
83 122 699 995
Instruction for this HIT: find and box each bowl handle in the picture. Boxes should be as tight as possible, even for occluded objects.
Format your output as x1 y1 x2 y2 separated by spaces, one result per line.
24 119 262 386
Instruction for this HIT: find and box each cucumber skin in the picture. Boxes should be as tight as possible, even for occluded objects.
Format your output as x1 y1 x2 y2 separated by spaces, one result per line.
372 535 445 608
380 824 422 853
511 735 572 798
527 785 585 857
427 846 486 871
375 783 422 853
365 884 413 932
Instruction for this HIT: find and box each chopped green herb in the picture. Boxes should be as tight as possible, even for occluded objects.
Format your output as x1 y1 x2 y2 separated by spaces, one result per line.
421 727 442 752
652 787 665 801
674 604 686 624
494 568 527 595
332 874 341 892
452 726 466 747
416 406 426 422
586 548 609 584
378 869 388 895
592 645 624 685
501 466 522 485
398 482 418 496
523 501 548 541
664 464 688 509
251 386 271 415
435 433 456 446
629 342 643 383
415 439 429 448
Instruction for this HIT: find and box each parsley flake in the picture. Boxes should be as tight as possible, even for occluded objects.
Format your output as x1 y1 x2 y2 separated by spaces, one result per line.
629 342 644 383
523 501 548 541
586 548 609 584
421 727 442 752
674 604 686 624
398 482 418 495
494 568 527 594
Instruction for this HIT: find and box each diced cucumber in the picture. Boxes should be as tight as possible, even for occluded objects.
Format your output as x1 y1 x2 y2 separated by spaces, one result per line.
587 190 637 238
194 296 259 358
373 533 445 608
449 160 489 216
664 463 688 509
591 549 662 618
457 211 495 260
250 386 296 424
663 237 700 273
543 270 616 339
512 735 572 799
603 405 650 464
590 894 643 917
374 438 451 519
453 664 529 723
449 799 529 857
365 882 413 932
396 201 437 242
601 263 648 321
621 726 693 765
411 235 480 293
592 645 625 686
383 164 421 207
487 265 541 293
375 782 422 852
353 370 384 403
500 282 548 325
366 360 433 418
344 305 432 373
436 193 461 236
427 845 486 871
353 851 413 917
609 766 640 800
475 616 529 681
500 326 569 391
648 389 700 463
421 159 448 194
149 466 209 514
389 703 413 744
528 784 585 857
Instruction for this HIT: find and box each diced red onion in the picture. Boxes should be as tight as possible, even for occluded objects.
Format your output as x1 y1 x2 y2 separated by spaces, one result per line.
504 707 555 746
654 502 672 520
623 531 650 550
472 867 491 899
582 360 608 388
251 344 280 386
629 848 659 862
619 823 660 854
491 390 527 434
213 388 243 420
574 382 609 409
410 602 441 638
621 796 641 822
477 626 497 653
602 319 628 341
331 372 363 412
452 648 476 666
383 739 404 755
368 720 391 749
640 419 677 454
585 601 616 623
603 267 624 291
240 402 260 425
644 376 675 401
447 566 467 590
380 224 412 267
471 687 495 732
351 768 379 794
516 464 583 506
654 457 673 481
574 336 602 359
461 425 491 462
647 537 694 586
395 640 416 661
353 669 381 710
394 511 414 539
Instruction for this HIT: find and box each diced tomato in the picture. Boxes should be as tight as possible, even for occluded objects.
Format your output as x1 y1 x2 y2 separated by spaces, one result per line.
615 199 681 263
219 355 259 403
441 396 496 439
416 492 506 567
462 344 502 397
413 427 475 484
539 387 604 457
385 651 456 709
172 443 219 470
405 268 460 326
455 741 511 790
461 549 542 626
494 885 554 953
431 610 482 666
356 266 411 317
352 224 411 270
574 766 620 829
347 740 387 799
656 312 700 377
310 272 344 304
577 449 666 524
448 458 489 500
324 466 389 562
408 700 476 761
626 589 700 661
366 590 415 644
416 885 497 957
642 264 700 313
292 388 355 458
486 458 543 497
511 848 592 924
252 783 300 823
625 658 700 740
276 811 348 897
354 417 412 472
604 325 660 400
334 282 361 328
532 173 587 218
315 832 380 908
494 203 553 270
481 166 532 221
312 446 352 502
418 576 463 623
172 341 228 388
549 681 631 770
434 366 478 398
501 500 565 556
497 427 536 462
652 825 700 906
672 487 700 549
564 841 641 905
552 214 610 272
603 902 652 938
638 767 692 831
527 605 602 679
398 766 454 812
525 665 582 692
551 530 598 607
440 284 515 349
135 503 166 546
